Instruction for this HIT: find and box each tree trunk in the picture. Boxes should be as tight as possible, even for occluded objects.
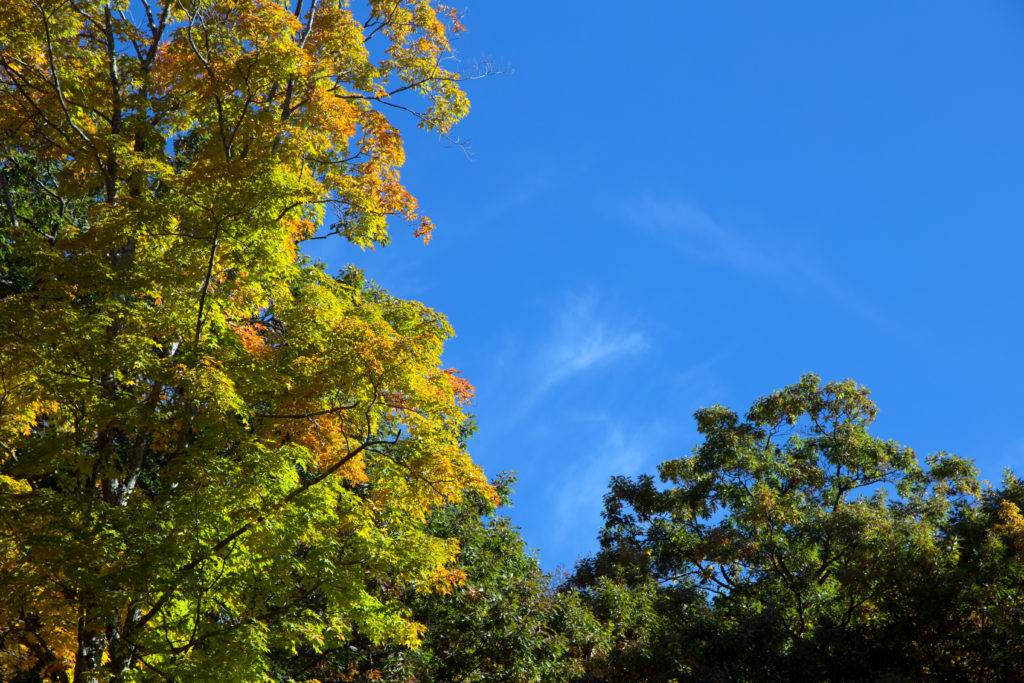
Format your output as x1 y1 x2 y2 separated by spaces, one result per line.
72 615 105 683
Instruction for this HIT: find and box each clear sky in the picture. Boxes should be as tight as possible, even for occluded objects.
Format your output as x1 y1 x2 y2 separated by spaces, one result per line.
306 0 1024 571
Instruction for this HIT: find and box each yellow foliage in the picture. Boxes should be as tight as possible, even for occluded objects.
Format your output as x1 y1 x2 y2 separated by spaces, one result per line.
994 500 1024 561
0 0 490 678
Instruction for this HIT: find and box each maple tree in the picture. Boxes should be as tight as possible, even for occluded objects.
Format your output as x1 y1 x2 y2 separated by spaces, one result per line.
0 1 492 681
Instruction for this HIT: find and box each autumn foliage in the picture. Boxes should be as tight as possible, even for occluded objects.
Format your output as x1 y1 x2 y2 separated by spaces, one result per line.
4 1 1024 681
0 0 490 681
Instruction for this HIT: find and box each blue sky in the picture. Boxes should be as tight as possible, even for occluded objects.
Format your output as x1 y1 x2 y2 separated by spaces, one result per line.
307 0 1024 570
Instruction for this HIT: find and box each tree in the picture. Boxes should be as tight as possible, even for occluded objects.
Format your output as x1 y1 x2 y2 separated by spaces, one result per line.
0 1 492 681
570 374 984 681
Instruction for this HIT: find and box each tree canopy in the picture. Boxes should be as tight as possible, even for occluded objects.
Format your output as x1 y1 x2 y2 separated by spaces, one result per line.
568 374 1024 681
0 1 491 681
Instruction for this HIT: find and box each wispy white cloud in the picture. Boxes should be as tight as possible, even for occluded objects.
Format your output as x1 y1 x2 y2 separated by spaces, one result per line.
627 196 782 276
464 156 594 232
484 292 649 435
625 195 887 324
534 293 649 397
549 423 657 548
